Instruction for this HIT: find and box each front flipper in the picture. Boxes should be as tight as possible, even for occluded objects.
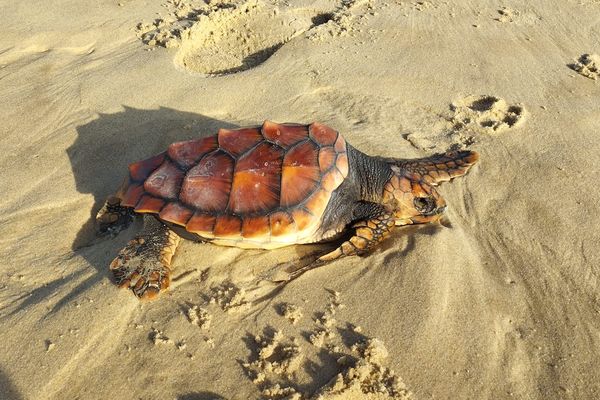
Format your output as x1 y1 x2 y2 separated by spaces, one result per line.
319 211 395 261
110 216 180 300
394 150 479 186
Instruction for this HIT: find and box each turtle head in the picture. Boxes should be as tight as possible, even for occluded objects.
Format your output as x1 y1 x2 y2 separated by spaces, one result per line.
383 175 448 226
382 150 479 226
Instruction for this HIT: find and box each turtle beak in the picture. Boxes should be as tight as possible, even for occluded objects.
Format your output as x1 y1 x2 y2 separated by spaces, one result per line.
410 205 447 224
437 214 452 228
394 218 412 226
431 205 450 226
409 215 430 224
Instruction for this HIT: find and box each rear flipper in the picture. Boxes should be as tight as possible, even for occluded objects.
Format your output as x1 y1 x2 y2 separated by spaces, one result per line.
96 195 135 237
110 216 180 300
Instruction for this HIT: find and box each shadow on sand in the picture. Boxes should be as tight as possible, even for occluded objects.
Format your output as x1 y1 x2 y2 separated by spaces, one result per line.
0 367 23 400
177 392 227 400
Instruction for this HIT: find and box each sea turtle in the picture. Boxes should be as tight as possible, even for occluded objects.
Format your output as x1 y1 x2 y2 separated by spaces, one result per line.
97 121 479 299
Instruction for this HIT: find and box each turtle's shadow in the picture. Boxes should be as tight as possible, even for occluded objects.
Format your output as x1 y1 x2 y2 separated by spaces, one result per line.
0 367 22 400
68 106 235 278
177 393 226 400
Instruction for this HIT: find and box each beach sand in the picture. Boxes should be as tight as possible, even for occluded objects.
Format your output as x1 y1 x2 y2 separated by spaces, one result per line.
1 0 599 398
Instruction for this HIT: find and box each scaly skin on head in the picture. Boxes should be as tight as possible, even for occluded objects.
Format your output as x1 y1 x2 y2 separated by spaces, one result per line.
381 150 479 226
382 171 446 226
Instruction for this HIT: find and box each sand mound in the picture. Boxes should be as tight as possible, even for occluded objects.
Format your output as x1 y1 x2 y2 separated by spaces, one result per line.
237 289 413 399
311 339 412 400
243 329 304 399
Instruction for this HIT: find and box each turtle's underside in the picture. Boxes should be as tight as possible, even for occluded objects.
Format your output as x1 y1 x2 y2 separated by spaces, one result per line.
97 121 479 299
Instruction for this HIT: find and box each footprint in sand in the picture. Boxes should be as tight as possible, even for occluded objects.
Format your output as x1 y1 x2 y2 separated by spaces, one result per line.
174 0 375 75
174 0 320 75
136 0 317 74
450 95 526 133
137 0 372 75
404 94 527 151
569 53 600 81
493 6 541 25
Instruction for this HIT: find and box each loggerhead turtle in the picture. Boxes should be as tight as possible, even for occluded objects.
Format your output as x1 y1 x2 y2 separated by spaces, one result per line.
97 121 478 299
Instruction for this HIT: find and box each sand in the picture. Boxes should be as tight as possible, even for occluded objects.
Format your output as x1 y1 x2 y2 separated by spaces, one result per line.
1 0 600 399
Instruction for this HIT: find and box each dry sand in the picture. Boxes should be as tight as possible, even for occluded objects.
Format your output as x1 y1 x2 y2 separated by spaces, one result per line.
1 0 600 399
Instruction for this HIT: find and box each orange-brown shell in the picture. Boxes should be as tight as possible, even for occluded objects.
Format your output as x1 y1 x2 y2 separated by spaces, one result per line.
121 121 349 248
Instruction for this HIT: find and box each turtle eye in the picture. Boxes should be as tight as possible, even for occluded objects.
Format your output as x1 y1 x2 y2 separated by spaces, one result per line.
413 196 436 215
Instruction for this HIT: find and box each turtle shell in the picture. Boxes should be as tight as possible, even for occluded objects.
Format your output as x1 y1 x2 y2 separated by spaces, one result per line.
120 121 349 249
